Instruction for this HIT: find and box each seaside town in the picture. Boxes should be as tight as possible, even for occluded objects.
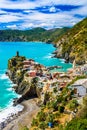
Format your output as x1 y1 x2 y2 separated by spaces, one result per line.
0 51 87 130
0 0 87 129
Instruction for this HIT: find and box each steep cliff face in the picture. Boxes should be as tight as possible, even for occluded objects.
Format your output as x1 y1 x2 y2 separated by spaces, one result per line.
55 18 87 64
7 54 42 104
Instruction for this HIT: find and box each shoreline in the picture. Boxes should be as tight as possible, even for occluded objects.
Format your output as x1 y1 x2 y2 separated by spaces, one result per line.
0 42 72 130
1 98 39 130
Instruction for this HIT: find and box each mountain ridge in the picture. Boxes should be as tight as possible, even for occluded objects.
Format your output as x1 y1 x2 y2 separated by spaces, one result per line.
0 27 69 42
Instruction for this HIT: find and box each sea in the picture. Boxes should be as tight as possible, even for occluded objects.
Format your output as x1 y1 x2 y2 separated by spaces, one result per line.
0 42 72 122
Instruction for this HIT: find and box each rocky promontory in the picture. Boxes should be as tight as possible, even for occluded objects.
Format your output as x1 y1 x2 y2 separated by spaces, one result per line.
7 52 44 105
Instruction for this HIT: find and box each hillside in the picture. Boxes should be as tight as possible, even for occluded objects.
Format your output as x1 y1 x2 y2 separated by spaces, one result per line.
54 18 87 65
0 27 69 42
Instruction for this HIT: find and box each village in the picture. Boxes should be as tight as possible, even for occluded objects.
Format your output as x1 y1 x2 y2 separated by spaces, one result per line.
20 57 87 129
0 53 87 130
22 58 87 101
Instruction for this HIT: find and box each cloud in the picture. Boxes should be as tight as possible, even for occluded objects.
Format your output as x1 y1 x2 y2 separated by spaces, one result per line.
0 9 7 14
72 5 87 16
0 0 87 30
0 0 87 9
0 0 37 9
49 6 57 13
0 13 22 23
7 24 18 29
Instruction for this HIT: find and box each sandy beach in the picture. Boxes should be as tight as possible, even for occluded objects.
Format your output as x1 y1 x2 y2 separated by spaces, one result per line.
3 98 39 130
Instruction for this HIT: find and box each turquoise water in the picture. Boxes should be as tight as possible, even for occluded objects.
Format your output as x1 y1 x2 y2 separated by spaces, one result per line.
0 42 72 110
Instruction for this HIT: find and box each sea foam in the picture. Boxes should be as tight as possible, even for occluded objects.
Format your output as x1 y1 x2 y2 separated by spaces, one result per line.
0 74 8 80
44 53 53 59
0 104 24 123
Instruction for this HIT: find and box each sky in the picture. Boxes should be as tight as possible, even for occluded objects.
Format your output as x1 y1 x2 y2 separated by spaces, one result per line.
0 0 87 30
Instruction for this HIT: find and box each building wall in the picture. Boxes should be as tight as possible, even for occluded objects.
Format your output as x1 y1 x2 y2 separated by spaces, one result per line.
73 85 86 96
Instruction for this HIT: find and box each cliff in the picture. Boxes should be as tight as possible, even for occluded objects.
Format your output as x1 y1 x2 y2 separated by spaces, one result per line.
7 53 42 105
54 18 87 64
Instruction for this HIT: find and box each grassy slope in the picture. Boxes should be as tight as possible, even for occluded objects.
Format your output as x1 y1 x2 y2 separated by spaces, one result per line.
55 18 87 64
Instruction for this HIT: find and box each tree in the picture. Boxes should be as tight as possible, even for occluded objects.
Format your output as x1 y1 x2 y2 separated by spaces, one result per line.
37 111 46 122
64 118 87 130
31 118 38 126
38 122 47 129
68 99 78 111
58 105 65 113
78 96 87 118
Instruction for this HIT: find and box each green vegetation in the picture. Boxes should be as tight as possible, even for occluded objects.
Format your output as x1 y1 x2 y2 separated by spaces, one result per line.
65 118 87 130
30 85 87 130
8 54 26 71
19 124 29 130
0 27 69 42
64 95 87 130
55 18 87 64
8 55 26 85
67 99 78 111
30 87 79 130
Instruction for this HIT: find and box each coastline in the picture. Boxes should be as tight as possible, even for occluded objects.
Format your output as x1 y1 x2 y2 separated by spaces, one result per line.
3 98 39 130
0 42 72 130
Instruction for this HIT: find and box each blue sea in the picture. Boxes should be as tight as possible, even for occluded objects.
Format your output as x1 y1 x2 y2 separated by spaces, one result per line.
0 42 72 122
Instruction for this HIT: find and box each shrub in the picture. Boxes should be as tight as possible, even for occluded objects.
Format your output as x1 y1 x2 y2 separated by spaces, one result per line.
58 105 65 113
68 99 78 111
37 111 46 122
53 87 58 93
56 96 63 103
64 118 87 130
78 95 87 118
31 118 38 126
46 101 52 109
19 126 29 130
47 114 55 123
38 122 47 129
54 112 60 118
52 101 58 111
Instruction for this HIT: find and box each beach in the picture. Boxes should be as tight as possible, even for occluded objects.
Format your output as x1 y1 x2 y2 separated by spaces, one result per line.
3 98 39 130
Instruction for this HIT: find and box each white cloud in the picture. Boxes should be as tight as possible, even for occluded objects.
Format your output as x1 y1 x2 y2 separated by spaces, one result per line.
39 0 87 6
20 23 34 29
7 24 18 29
23 10 32 13
0 0 87 29
0 14 22 23
71 5 87 16
0 0 37 9
20 11 82 29
49 6 57 12
0 9 7 14
0 0 87 9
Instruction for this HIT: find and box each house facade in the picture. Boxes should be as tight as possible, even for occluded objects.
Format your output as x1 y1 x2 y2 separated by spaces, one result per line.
71 79 87 97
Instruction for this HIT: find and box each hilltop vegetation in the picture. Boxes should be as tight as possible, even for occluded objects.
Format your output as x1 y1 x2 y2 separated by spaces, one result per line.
0 27 69 42
55 18 87 64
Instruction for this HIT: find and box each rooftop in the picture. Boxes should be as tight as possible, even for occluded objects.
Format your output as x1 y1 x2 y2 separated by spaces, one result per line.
73 78 87 88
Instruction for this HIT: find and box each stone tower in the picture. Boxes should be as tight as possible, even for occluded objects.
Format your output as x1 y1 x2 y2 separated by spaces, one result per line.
16 51 19 57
